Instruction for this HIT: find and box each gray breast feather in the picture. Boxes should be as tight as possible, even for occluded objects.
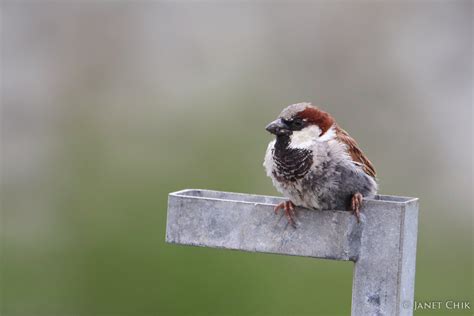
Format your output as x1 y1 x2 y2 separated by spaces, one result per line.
302 162 377 210
264 139 377 211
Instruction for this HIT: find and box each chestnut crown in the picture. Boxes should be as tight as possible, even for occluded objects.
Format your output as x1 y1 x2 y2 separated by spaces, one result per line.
266 102 334 136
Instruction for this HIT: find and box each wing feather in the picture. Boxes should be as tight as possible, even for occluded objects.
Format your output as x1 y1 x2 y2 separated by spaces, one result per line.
335 125 377 178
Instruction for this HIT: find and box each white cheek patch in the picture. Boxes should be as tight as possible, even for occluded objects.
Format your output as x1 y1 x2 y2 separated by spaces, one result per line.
288 125 336 149
289 125 322 149
318 125 336 142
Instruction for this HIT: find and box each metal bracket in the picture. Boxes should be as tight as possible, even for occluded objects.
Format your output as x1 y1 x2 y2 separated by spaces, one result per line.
166 189 419 316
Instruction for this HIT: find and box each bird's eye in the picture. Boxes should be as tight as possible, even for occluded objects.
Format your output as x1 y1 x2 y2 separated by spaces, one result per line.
282 118 305 130
292 119 304 127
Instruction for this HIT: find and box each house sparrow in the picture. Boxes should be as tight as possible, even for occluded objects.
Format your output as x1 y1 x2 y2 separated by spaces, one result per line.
263 102 377 227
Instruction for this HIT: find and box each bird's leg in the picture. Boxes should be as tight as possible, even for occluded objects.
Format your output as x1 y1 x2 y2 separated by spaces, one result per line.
350 192 363 223
274 200 297 228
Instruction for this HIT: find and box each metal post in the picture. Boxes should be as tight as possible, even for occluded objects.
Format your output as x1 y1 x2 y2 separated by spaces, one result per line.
351 195 419 315
166 189 419 316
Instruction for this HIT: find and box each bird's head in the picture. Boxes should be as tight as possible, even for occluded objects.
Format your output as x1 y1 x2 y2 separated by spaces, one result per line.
265 102 335 148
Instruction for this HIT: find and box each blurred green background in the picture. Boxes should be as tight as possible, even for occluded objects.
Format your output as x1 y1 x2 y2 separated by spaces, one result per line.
1 1 472 315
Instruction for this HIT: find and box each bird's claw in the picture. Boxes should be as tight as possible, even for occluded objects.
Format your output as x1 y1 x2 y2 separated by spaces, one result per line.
351 192 363 223
274 200 297 228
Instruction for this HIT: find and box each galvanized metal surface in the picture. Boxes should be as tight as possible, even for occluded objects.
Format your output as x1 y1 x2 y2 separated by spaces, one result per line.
166 189 419 316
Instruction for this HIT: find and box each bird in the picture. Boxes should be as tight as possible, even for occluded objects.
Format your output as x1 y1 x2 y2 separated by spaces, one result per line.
263 102 378 227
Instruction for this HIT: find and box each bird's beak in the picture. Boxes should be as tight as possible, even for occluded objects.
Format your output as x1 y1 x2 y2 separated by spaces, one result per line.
266 118 290 136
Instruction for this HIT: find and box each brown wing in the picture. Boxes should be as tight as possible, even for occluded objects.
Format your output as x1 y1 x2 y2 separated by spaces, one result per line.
335 125 377 178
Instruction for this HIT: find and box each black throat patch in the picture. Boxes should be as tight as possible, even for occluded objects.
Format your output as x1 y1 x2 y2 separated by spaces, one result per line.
272 135 313 182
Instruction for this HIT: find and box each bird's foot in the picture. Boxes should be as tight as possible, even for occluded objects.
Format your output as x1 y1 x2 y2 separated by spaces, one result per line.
351 192 363 223
274 200 297 228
